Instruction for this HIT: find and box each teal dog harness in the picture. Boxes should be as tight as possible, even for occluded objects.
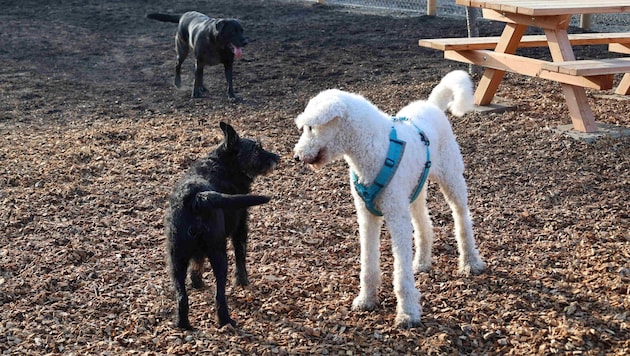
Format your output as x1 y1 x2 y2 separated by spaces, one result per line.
351 117 431 216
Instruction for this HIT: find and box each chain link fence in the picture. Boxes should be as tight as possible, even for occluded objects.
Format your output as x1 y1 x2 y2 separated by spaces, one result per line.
296 0 630 31
315 0 469 16
323 0 427 12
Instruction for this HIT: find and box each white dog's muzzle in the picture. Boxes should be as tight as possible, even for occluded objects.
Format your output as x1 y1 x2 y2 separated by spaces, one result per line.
293 131 328 169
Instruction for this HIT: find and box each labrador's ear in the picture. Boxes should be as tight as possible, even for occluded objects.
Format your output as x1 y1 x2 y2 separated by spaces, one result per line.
295 89 347 129
220 121 239 149
212 19 225 38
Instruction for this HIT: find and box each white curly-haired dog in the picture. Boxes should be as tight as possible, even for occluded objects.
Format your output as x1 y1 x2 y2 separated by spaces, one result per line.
293 70 485 328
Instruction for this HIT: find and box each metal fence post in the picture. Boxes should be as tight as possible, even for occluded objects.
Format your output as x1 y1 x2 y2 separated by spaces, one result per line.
427 0 437 16
580 14 592 30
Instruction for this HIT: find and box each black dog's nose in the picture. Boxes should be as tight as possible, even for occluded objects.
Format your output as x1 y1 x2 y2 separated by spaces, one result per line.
294 154 300 162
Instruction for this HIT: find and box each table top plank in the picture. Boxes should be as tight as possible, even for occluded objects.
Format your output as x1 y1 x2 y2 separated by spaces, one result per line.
457 0 630 16
542 58 630 76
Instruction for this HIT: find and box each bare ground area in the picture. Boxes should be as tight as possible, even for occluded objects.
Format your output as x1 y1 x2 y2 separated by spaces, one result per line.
1 0 629 354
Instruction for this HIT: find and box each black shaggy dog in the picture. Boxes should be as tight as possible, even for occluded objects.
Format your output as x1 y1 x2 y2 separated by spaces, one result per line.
165 122 279 329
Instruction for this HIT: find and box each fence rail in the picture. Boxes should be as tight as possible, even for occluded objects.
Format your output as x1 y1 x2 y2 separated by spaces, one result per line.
317 0 438 14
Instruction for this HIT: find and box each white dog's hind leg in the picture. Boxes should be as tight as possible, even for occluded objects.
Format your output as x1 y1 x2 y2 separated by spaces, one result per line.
437 172 485 275
410 189 434 273
384 207 422 328
351 204 383 311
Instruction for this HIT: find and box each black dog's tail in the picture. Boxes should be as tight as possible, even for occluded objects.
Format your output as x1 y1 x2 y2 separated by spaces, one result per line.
146 13 181 23
194 191 270 212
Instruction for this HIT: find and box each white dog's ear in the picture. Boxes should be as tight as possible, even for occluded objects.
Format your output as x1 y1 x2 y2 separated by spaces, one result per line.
295 89 347 129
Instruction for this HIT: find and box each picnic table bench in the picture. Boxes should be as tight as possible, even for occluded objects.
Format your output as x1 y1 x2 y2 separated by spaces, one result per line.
419 0 630 133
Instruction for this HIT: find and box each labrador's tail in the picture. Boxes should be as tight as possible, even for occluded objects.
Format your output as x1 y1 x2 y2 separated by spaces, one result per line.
146 13 181 23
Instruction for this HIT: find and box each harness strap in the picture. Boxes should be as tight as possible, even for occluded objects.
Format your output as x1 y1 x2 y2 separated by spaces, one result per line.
352 117 431 216
351 128 405 216
409 130 431 202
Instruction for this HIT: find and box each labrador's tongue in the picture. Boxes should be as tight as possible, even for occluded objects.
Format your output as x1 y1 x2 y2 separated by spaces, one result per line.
232 45 243 60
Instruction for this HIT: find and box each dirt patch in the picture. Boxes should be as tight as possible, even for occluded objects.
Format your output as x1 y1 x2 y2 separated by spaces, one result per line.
1 0 628 354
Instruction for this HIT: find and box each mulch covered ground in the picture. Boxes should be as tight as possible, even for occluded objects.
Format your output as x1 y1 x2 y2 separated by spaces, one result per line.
1 0 628 354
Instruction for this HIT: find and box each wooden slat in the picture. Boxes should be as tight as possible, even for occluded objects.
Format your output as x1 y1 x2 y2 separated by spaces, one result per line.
419 37 502 51
573 33 630 45
445 50 543 76
609 43 630 54
419 33 630 51
457 0 630 16
542 58 630 76
482 9 571 30
445 50 614 90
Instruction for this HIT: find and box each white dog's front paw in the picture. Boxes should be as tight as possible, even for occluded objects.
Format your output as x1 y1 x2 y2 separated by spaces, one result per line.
394 312 422 329
351 294 379 311
459 258 486 276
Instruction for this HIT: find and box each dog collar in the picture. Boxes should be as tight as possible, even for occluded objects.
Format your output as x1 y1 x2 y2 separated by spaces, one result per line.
351 117 431 216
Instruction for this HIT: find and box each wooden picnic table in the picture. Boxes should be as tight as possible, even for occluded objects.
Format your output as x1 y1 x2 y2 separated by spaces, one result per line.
422 0 630 133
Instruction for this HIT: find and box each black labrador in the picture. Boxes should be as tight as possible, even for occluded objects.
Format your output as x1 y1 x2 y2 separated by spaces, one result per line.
147 11 248 99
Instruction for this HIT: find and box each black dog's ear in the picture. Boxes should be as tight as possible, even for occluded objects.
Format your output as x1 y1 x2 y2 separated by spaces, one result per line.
220 122 239 149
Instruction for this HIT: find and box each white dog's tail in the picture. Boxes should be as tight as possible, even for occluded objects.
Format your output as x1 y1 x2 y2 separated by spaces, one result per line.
427 70 474 117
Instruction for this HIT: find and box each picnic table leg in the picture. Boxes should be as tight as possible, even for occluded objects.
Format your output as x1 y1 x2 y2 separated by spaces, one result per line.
474 23 527 105
545 28 598 133
615 74 630 95
608 44 630 95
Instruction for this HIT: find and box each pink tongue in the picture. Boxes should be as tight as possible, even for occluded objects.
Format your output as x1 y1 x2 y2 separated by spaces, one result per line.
233 46 243 60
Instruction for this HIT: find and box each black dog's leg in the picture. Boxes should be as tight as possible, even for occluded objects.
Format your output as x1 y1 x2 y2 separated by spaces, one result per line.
231 218 249 287
223 62 237 101
175 37 188 89
192 59 205 98
171 256 193 329
208 249 236 327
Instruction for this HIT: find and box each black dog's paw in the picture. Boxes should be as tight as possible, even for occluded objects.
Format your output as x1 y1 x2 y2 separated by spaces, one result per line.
218 317 237 329
174 75 182 89
192 88 204 98
234 273 249 287
227 89 241 102
217 303 236 328
176 319 193 330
